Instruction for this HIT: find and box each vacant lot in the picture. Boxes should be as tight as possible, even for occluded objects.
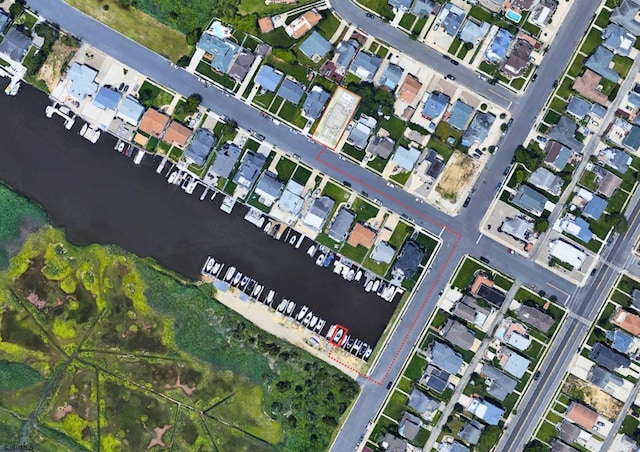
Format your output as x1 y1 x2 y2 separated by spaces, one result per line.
435 152 477 203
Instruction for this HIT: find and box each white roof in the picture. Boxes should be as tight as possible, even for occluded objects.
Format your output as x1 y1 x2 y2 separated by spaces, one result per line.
549 239 586 269
507 332 531 351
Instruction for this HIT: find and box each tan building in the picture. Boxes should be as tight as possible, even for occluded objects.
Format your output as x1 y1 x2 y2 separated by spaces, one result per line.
572 69 610 105
285 10 322 39
258 17 274 34
566 402 598 431
399 74 422 103
163 121 193 147
347 223 376 248
612 308 640 336
138 109 170 138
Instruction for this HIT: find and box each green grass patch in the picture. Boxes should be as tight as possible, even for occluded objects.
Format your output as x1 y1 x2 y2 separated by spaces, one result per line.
567 54 586 78
342 143 366 162
546 412 563 424
388 222 413 249
469 5 495 23
536 421 558 443
340 244 368 263
253 90 276 109
380 116 407 141
452 257 492 290
404 355 428 381
275 157 297 181
265 54 310 86
389 171 411 186
607 189 629 213
511 77 526 90
292 166 311 185
522 20 541 36
278 101 307 128
430 308 449 330
367 156 389 173
317 12 341 41
479 61 499 76
359 0 395 19
397 376 414 393
351 197 379 223
426 137 454 162
599 78 619 98
448 37 463 55
316 231 341 250
363 253 393 278
269 96 284 114
613 54 634 79
579 171 599 191
196 61 237 90
581 28 603 55
399 13 418 31
137 80 174 110
622 415 640 436
435 120 463 143
383 391 409 421
322 181 349 203
595 9 612 28
543 110 562 125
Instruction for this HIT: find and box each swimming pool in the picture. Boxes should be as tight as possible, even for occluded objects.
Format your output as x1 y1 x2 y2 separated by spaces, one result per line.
210 21 230 38
506 9 522 23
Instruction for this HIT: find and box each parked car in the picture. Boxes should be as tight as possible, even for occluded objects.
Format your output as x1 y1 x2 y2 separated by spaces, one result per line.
534 371 541 380
386 381 393 390
343 180 352 188
503 166 510 176
366 12 375 18
480 256 490 264
552 79 559 88
463 197 471 208
536 135 548 144
507 248 515 255
445 74 456 80
507 118 513 127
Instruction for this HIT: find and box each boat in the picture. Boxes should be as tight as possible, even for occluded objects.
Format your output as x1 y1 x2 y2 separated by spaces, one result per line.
168 172 178 184
277 299 288 312
240 276 249 288
363 346 372 360
256 217 265 228
117 141 125 152
271 224 281 238
186 181 197 194
347 269 355 281
315 319 325 333
302 311 313 326
323 252 334 268
343 336 354 350
351 339 362 353
309 316 318 329
355 270 363 281
263 221 272 233
266 290 275 305
212 262 221 275
307 245 316 257
232 272 243 286
289 235 297 245
252 284 263 298
296 305 308 322
5 82 19 96
341 266 350 278
333 264 342 274
245 280 255 294
286 301 295 315
224 266 236 282
377 283 386 296
315 254 325 266
333 328 344 344
90 129 101 143
205 257 215 273
372 280 380 292
325 324 336 339
365 280 373 292
80 123 87 136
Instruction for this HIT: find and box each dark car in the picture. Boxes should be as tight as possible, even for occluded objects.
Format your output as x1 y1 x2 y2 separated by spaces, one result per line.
463 197 471 208
450 59 459 66
531 73 538 82
479 256 490 264
552 79 559 88
591 267 598 276
488 78 498 85
386 381 393 390
445 74 456 80
507 118 513 127
534 371 541 380
503 166 510 176
361 191 369 198
366 12 375 18
442 54 451 61
343 180 352 188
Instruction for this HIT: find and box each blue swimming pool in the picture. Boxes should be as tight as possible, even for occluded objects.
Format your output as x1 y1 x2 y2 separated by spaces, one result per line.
506 9 522 23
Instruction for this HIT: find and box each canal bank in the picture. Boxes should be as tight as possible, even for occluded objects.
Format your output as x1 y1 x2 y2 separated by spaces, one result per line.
0 83 396 346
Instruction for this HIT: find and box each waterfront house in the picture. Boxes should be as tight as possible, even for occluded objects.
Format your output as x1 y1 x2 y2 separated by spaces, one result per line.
370 241 395 263
347 223 376 249
393 240 424 279
93 86 122 111
0 27 32 63
184 128 217 166
233 151 267 189
139 109 170 138
66 63 98 101
277 180 305 216
328 209 355 242
115 96 145 126
254 172 284 206
163 120 192 148
303 196 335 231
210 143 241 179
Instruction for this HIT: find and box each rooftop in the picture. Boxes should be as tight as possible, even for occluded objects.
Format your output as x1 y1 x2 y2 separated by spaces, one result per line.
502 39 534 77
197 33 240 74
572 69 609 105
566 402 598 431
458 420 484 445
399 74 422 103
398 412 421 441
116 95 145 126
441 319 475 349
408 388 440 417
529 167 563 196
254 172 284 206
548 116 584 152
589 342 631 371
93 86 122 111
285 9 322 39
67 63 98 101
347 223 376 248
485 28 514 63
211 143 241 179
459 19 490 44
518 305 554 333
422 92 449 120
440 2 466 36
0 27 32 62
350 51 382 82
185 128 217 166
611 0 640 36
427 341 463 375
163 120 192 147
229 51 255 83
467 397 504 425
602 23 635 56
585 46 620 83
328 208 355 242
394 240 425 279
299 31 332 61
138 109 170 138
612 308 640 336
391 146 420 171
371 241 396 263
501 217 535 243
461 111 495 147
480 364 517 401
277 79 305 105
583 194 607 220
302 86 330 119
255 65 283 92
303 196 335 230
549 239 587 270
277 179 305 216
335 39 359 70
566 96 592 120
380 64 404 90
366 135 395 158
448 101 473 130
500 347 530 378
233 151 267 189
453 296 490 327
512 185 548 216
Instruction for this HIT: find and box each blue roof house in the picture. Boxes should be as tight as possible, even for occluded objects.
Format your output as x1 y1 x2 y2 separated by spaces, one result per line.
185 129 217 166
602 23 636 55
485 29 513 63
197 33 240 74
467 398 504 426
583 195 607 220
211 143 242 179
389 0 413 11
302 86 330 119
566 96 592 120
585 46 620 83
412 0 435 16
335 40 359 70
0 10 11 34
116 96 145 126
448 101 473 130
607 329 634 354
299 31 332 61
422 92 449 121
255 65 283 92
391 146 420 171
277 79 305 104
573 217 594 243
67 63 99 100
439 3 466 36
93 86 122 110
380 64 404 90
459 20 490 44
0 27 31 62
350 51 382 82
233 151 267 189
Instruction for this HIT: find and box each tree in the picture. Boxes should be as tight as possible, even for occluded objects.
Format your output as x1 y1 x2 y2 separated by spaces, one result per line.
176 56 191 68
514 169 527 185
272 48 296 64
138 88 153 103
607 213 628 233
463 42 474 50
524 440 550 452
221 120 237 137
9 2 23 18
185 28 202 46
477 425 501 450
185 93 201 112
534 218 548 233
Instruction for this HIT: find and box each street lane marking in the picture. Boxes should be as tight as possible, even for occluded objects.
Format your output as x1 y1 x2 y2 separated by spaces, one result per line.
476 234 482 244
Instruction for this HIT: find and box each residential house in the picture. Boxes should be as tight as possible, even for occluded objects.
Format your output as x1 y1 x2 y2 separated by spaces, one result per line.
518 305 554 333
0 28 31 62
499 347 530 378
548 116 584 152
255 65 283 92
335 40 359 72
350 51 382 82
229 51 255 83
549 239 587 270
477 284 506 306
413 0 437 16
0 9 10 35
398 412 421 441
399 74 422 103
115 96 145 126
480 364 517 401
254 172 284 206
299 31 332 62
328 208 355 242
602 23 635 56
277 179 305 216
448 101 474 130
303 196 335 231
585 46 620 83
485 29 514 63
589 364 625 391
459 19 490 44
529 167 563 196
348 115 377 150
380 64 403 90
277 79 305 104
453 296 491 327
566 402 598 431
302 86 330 119
589 342 631 371
606 329 636 354
438 442 470 452
501 217 535 244
502 39 534 77
393 241 425 279
163 121 192 148
439 3 466 36
422 92 450 121
466 397 504 425
258 17 274 34
66 63 98 101
531 1 556 27
583 194 607 220
347 223 376 248
184 129 217 166
602 148 632 173
285 9 322 39
612 308 640 336
210 143 241 178
458 420 484 446
197 33 240 74
633 289 640 312
139 109 170 138
408 388 440 421
389 0 413 12
512 185 548 216
367 136 395 159
511 0 534 8
624 125 640 152
425 149 445 178
440 319 475 349
421 364 451 393
233 151 267 189
559 420 589 446
597 170 622 198
391 146 420 171
426 341 463 375
544 141 572 171
590 103 608 121
461 111 495 147
566 96 592 120
93 87 121 111
550 439 579 452
572 69 610 105
611 0 640 36
558 216 593 243
371 241 395 263
382 433 409 452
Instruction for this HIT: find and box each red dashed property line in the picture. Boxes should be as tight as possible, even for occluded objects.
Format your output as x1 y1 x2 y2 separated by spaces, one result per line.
316 149 463 386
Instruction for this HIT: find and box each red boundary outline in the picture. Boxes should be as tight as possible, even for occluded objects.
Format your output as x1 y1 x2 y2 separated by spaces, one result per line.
316 149 462 385
329 324 349 346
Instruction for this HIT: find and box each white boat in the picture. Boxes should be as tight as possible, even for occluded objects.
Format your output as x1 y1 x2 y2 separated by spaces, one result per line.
224 266 236 282
315 319 325 333
341 266 350 278
253 284 263 298
232 272 243 286
117 141 125 152
347 269 355 281
363 346 372 360
205 257 215 273
45 105 54 117
326 324 336 339
5 82 19 96
200 189 208 201
256 217 265 228
372 280 380 292
342 335 352 349
333 264 342 274
266 290 275 305
289 235 297 245
302 311 313 326
134 149 144 164
365 280 373 292
168 172 178 184
80 123 88 136
315 254 325 266
307 245 316 257
309 316 318 329
90 129 100 143
355 270 363 282
212 263 221 275
240 276 249 287
296 305 308 322
277 299 288 312
333 328 344 344
263 221 272 233
286 301 295 315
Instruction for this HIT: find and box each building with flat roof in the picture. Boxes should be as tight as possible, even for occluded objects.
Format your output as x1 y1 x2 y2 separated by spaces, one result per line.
313 86 361 149
466 397 504 425
210 143 241 178
233 151 267 189
184 128 217 166
303 196 335 230
549 239 586 270
115 96 145 126
299 31 332 61
499 347 530 378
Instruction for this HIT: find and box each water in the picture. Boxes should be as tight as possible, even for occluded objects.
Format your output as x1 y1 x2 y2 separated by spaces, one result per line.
0 84 396 346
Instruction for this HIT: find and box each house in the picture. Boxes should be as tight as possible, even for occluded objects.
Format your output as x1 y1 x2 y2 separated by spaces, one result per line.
448 101 473 130
380 64 404 90
413 0 437 16
566 402 598 431
459 19 490 44
426 341 463 375
393 241 425 279
367 136 395 159
398 412 421 441
461 111 495 147
302 86 330 119
350 51 382 82
583 194 607 220
184 129 217 166
389 0 413 12
518 305 554 333
115 96 145 126
440 319 475 349
485 29 514 63
585 46 620 83
602 23 635 55
299 31 332 61
255 65 283 92
633 289 640 312
408 388 440 420
229 51 255 83
303 196 335 230
371 241 396 263
597 171 622 198
163 121 192 147
285 9 322 39
438 441 470 452
548 116 584 152
348 115 377 150
566 96 592 120
139 109 170 138
335 40 359 71
550 439 579 452
624 125 640 152
612 308 640 336
426 150 444 178
549 239 586 269
590 103 608 120
512 185 548 216
501 217 535 244
254 172 284 206
558 216 593 243
480 364 517 401
544 141 572 171
477 284 506 306
502 39 534 77
347 223 376 248
602 148 632 173
421 365 451 393
0 28 32 62
608 329 636 355
499 347 530 378
391 146 420 171
210 143 241 178
197 33 240 74
93 87 122 110
382 433 408 452
0 9 10 34
589 364 625 390
211 143 242 179
531 1 556 27
399 74 422 103
453 296 491 327
466 397 504 425
458 420 484 446
589 342 631 371
572 69 610 105
422 92 449 120
233 151 267 189
258 17 274 34
328 208 355 242
277 179 305 216
611 0 640 36
439 3 466 36
559 420 588 445
277 79 305 104
529 167 563 196
66 63 99 101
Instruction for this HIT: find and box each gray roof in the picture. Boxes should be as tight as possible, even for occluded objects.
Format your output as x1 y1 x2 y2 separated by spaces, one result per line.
328 208 355 242
303 196 335 230
441 3 465 36
590 103 607 119
512 185 548 216
422 365 450 393
398 412 421 441
468 398 504 425
529 167 564 196
0 10 10 34
394 240 425 278
453 296 491 326
115 95 145 126
608 328 635 354
480 364 517 401
624 125 640 151
448 101 473 130
589 342 631 371
211 143 241 179
551 439 579 452
391 146 420 171
335 39 359 69
559 420 583 445
441 319 475 350
371 241 395 263
0 27 31 62
611 0 640 36
486 28 514 63
94 86 122 110
185 129 217 166
544 141 572 171
438 442 470 452
348 120 374 150
422 92 449 120
233 151 267 189
461 111 495 147
255 65 283 92
608 148 632 173
367 136 395 158
583 194 607 220
477 284 506 306
603 23 636 55
255 172 284 202
277 79 305 104
382 433 408 452
585 46 620 83
428 341 463 375
67 63 98 100
412 0 436 16
302 86 330 119
589 364 624 389
548 117 584 152
501 217 534 242
566 96 592 119
518 305 554 333
389 0 413 11
277 179 305 215
299 31 332 60
197 33 239 74
380 63 403 89
459 19 490 44
458 420 484 445
350 51 382 82
229 50 255 83
408 388 440 415
500 347 530 378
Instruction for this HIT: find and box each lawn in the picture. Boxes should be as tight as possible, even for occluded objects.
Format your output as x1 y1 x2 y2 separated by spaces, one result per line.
137 80 174 109
253 90 276 109
479 61 499 76
196 61 237 90
579 171 599 191
389 171 411 186
363 253 392 277
359 0 395 19
595 9 612 28
342 143 366 162
340 244 368 263
404 354 428 381
266 54 310 86
581 28 603 55
275 157 297 181
448 37 463 55
317 12 342 41
556 76 574 99
380 117 407 141
608 189 629 213
278 100 308 129
452 257 492 289
388 221 413 249
399 13 418 31
511 77 526 90
427 137 454 162
367 156 389 173
613 54 634 78
543 110 562 125
238 0 317 16
536 421 558 443
522 21 541 36
322 181 349 203
351 197 379 222
469 5 495 23
383 391 409 421
549 96 568 113
435 120 462 143
65 0 191 61
292 166 312 185
567 54 586 78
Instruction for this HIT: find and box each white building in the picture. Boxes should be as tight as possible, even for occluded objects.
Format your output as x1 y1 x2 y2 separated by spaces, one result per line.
549 239 586 270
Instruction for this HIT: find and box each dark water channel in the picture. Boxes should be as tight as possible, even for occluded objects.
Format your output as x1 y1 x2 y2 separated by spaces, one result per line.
0 84 396 347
